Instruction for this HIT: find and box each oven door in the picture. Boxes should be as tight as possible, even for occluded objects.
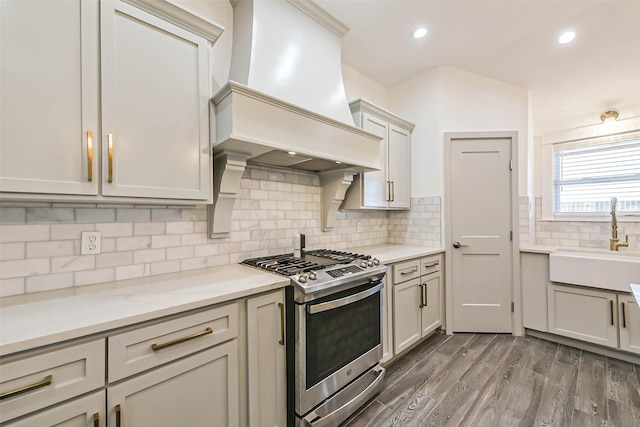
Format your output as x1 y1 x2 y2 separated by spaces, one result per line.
296 280 383 416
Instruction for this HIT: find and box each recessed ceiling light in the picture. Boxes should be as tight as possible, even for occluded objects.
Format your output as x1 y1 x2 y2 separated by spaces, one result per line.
288 151 297 155
412 27 428 39
558 31 576 44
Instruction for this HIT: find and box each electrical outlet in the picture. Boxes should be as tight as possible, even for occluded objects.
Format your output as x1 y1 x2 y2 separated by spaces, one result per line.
81 231 101 255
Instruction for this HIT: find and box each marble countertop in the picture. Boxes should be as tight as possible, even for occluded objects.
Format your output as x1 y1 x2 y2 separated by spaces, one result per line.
632 284 640 307
354 244 444 264
0 264 288 356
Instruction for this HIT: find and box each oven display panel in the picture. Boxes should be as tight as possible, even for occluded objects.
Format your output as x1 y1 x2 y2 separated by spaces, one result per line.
326 265 364 278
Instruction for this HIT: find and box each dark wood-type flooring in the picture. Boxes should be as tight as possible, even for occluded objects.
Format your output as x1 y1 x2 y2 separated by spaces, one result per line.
341 333 640 427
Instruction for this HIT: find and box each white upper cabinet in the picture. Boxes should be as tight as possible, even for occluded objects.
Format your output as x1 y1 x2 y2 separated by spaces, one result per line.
0 0 222 203
100 0 210 200
342 99 414 210
0 0 100 196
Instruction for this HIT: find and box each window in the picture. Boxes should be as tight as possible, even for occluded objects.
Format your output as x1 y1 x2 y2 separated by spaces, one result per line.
553 136 640 214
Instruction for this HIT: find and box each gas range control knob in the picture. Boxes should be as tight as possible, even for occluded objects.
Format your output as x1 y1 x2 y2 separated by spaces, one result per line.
367 260 374 267
373 258 380 266
308 271 318 280
360 260 368 268
298 273 308 283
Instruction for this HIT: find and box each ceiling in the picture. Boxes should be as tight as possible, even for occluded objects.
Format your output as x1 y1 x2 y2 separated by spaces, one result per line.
315 0 640 131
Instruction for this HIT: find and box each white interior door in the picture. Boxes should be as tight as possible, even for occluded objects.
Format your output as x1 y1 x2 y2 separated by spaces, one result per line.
450 137 513 332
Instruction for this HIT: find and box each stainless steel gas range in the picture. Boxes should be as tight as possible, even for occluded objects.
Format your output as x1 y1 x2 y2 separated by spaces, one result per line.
242 247 387 427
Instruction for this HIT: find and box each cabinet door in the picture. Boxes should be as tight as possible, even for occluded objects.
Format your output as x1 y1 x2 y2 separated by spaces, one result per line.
393 278 422 354
107 341 239 427
619 294 640 355
100 0 210 200
521 252 550 332
387 124 410 209
421 274 442 336
247 290 286 427
0 0 99 195
5 391 104 427
361 113 388 208
548 284 618 348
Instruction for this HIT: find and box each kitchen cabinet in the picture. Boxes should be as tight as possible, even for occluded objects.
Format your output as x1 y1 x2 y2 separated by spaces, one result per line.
246 290 287 427
618 293 640 355
381 275 393 363
4 392 105 427
392 254 443 355
0 0 222 203
0 339 105 425
548 284 618 348
107 303 239 426
521 252 549 332
342 99 414 210
107 342 238 427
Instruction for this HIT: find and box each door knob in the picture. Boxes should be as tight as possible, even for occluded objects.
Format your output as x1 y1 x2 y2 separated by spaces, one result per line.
453 241 469 249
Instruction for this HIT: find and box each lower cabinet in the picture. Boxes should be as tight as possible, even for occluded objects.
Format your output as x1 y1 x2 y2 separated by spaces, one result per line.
618 293 640 354
246 290 287 427
5 391 105 427
547 283 640 356
392 254 443 356
107 342 238 427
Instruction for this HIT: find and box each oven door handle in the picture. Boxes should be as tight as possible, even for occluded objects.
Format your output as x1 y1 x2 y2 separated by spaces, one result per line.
307 282 383 314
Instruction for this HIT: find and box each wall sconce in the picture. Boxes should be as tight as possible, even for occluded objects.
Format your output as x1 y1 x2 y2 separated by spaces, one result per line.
600 110 619 123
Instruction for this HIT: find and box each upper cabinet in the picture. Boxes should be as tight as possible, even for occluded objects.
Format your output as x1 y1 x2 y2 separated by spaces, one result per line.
342 99 415 210
0 0 223 203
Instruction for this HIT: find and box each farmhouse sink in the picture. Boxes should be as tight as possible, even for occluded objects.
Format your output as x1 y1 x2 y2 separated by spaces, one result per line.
549 251 640 292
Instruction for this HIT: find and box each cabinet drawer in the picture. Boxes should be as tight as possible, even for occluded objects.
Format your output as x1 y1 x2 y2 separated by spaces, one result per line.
420 255 441 276
0 339 105 424
108 303 238 382
393 259 421 284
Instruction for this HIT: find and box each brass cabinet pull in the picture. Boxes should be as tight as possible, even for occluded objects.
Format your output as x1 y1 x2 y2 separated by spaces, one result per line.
108 133 114 183
391 181 395 202
115 404 122 427
93 412 100 427
0 374 52 401
278 302 285 346
423 261 439 268
87 129 93 182
424 282 428 307
400 268 418 276
151 327 213 351
387 181 391 202
621 302 626 328
610 300 614 326
419 284 425 308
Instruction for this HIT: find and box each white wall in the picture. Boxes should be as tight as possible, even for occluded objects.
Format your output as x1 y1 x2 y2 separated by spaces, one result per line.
341 64 391 109
390 66 530 197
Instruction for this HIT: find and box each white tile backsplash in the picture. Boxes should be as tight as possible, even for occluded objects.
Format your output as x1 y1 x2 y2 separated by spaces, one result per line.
0 165 442 296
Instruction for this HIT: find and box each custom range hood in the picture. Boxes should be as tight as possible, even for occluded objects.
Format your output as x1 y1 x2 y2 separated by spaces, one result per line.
209 0 382 238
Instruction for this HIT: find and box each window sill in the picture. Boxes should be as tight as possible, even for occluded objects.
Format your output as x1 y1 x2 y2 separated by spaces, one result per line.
538 215 640 223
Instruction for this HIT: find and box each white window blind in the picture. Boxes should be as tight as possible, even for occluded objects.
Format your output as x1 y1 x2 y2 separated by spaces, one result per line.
553 136 640 213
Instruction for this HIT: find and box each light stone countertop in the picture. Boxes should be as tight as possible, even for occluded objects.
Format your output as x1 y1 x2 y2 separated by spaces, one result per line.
519 245 556 254
0 264 288 357
354 244 444 264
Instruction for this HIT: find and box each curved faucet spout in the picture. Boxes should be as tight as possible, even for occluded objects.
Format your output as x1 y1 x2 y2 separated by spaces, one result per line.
610 196 618 249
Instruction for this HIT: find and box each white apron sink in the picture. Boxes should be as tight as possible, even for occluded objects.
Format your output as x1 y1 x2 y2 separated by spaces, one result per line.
549 251 640 292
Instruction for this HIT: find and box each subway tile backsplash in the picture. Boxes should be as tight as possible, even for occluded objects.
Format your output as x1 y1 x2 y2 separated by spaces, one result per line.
0 165 441 297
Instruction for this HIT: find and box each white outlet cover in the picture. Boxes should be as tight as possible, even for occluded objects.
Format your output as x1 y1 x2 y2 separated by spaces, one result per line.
81 231 102 255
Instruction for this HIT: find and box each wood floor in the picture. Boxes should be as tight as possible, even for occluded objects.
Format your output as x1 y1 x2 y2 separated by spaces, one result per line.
341 333 640 427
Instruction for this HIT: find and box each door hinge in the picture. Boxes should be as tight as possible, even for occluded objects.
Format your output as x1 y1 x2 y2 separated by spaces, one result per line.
510 230 513 241
511 302 515 312
509 159 513 170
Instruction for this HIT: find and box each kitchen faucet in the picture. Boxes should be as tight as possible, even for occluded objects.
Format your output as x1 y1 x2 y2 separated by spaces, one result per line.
610 196 629 251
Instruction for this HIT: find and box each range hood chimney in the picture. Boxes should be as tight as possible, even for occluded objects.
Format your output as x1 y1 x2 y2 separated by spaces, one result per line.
209 0 382 238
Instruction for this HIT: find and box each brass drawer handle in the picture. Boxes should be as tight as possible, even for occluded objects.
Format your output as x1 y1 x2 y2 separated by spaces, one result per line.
0 374 52 401
621 302 626 328
87 129 93 182
400 268 418 275
115 404 122 427
151 327 213 351
278 302 285 346
108 133 114 183
423 261 439 268
93 412 100 427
